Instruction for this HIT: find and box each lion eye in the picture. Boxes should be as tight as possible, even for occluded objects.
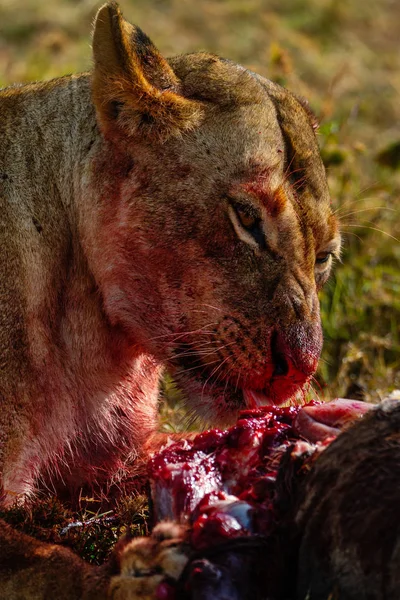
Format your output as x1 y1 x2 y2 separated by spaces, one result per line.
227 198 266 251
236 207 258 230
316 252 332 265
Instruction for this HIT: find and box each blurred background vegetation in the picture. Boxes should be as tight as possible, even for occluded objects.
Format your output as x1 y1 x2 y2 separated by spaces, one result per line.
1 0 399 412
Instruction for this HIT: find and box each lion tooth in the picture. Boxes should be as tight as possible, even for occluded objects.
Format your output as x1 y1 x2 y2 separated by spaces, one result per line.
243 389 271 408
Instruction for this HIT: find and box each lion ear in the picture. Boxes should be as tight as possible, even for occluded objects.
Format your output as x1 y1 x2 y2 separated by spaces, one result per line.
92 2 202 140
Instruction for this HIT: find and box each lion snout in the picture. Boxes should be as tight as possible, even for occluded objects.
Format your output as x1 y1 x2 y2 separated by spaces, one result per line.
271 325 322 379
241 324 322 406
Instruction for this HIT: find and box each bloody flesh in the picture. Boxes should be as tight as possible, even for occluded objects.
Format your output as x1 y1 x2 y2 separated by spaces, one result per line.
148 399 372 599
149 404 313 548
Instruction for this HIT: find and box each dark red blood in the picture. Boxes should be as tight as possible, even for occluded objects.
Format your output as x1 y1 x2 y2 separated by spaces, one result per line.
156 581 176 600
192 512 243 550
193 429 229 452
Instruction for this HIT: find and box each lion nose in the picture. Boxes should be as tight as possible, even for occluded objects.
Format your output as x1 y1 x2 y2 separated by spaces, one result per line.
270 330 289 377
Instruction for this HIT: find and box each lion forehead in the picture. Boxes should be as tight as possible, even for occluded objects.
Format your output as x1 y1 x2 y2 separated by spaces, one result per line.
168 53 276 110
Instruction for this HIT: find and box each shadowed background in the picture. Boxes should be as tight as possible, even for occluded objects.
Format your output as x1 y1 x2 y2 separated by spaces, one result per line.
1 0 399 420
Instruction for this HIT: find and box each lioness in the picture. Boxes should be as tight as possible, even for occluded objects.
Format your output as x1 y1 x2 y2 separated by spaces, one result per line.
0 1 340 597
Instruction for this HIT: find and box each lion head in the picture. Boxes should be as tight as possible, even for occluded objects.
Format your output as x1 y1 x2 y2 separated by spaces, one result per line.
84 3 340 426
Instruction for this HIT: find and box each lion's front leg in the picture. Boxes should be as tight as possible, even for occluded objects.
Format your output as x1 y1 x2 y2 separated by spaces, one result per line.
0 518 112 600
109 523 189 600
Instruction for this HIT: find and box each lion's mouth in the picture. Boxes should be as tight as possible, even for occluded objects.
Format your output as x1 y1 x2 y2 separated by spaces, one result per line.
171 331 308 413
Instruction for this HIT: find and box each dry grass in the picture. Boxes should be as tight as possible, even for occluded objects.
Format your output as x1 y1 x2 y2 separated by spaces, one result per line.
0 494 149 565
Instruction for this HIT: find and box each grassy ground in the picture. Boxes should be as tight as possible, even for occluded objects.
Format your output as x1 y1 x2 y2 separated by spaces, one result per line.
1 0 399 561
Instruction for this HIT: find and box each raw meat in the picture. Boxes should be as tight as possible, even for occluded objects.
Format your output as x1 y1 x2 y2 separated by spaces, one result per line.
148 399 372 599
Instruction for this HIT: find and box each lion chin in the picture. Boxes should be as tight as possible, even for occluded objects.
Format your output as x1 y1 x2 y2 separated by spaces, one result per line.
175 365 313 428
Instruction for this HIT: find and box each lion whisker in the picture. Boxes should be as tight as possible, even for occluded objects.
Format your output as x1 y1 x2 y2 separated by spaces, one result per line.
341 223 400 243
337 206 396 221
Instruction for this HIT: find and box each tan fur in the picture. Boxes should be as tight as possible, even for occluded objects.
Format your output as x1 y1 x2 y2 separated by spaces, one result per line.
0 2 339 596
109 523 189 599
